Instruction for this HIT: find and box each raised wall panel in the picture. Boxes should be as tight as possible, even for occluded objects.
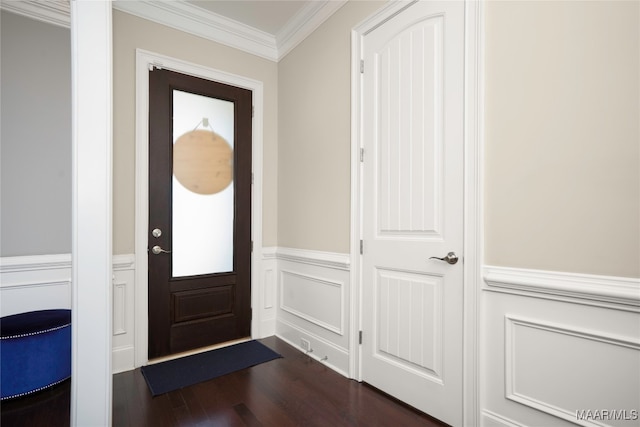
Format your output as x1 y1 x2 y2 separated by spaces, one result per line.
376 16 443 237
505 316 640 426
374 268 443 382
113 281 127 335
482 268 640 427
112 255 136 373
274 248 351 376
259 248 278 337
264 267 274 309
280 270 344 335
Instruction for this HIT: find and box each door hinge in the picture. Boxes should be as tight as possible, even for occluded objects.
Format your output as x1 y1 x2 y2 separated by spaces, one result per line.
360 239 364 255
252 106 254 118
251 241 254 252
359 330 363 344
360 59 364 74
251 172 254 185
360 148 364 162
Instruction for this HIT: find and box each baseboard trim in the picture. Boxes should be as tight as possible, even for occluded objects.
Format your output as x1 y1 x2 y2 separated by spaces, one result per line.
276 318 349 377
112 345 135 374
481 410 526 427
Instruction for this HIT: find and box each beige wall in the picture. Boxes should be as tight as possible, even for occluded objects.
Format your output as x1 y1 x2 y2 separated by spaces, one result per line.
113 0 639 278
112 10 278 254
279 0 638 277
277 0 383 253
485 1 640 278
1 11 71 257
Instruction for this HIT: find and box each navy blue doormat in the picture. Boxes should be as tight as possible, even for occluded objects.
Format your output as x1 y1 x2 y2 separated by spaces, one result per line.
141 340 282 396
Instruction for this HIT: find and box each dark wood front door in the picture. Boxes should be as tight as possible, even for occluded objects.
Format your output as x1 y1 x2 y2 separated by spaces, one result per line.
148 68 252 359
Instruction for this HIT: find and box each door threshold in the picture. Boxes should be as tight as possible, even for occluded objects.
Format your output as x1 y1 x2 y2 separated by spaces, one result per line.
146 337 252 365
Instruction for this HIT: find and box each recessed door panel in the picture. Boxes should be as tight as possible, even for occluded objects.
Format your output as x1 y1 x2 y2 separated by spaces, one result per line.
376 16 444 237
375 268 443 382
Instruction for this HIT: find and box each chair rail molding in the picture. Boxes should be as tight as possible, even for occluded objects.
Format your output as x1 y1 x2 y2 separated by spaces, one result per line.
0 254 72 273
483 265 640 310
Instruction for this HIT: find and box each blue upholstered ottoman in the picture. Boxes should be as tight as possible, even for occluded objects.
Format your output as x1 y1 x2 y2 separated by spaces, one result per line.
1 309 71 400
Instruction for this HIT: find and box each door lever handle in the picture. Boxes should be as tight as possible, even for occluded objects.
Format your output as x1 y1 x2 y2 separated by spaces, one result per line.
429 252 459 265
151 245 171 255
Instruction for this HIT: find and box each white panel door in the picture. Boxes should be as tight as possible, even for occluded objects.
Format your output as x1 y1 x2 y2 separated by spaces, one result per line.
360 1 464 425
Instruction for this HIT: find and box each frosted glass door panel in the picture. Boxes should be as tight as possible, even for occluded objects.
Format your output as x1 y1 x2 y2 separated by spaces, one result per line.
172 90 234 277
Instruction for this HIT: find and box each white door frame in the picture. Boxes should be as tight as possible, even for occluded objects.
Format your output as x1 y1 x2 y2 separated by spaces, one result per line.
349 1 484 424
133 49 265 367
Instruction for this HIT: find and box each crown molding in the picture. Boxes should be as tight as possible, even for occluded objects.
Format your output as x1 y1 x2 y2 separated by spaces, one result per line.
0 0 70 28
276 0 347 61
112 0 278 61
1 0 346 62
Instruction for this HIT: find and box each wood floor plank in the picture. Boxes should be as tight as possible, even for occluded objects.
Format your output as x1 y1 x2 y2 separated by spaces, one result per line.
1 337 448 426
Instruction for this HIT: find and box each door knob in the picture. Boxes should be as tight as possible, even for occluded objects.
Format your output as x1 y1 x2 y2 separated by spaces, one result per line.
152 228 162 238
151 245 171 255
429 252 459 265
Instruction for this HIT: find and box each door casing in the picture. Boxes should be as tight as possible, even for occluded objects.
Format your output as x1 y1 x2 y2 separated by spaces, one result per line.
133 49 265 367
350 1 484 425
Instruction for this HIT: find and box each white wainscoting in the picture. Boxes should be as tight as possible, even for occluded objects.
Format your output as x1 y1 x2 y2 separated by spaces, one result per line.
273 247 351 376
0 254 137 374
482 266 640 427
111 254 136 373
260 247 278 337
0 254 72 316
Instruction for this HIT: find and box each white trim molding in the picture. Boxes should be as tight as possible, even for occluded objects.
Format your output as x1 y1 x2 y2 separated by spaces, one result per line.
276 247 350 271
115 0 346 62
481 410 527 427
0 254 72 317
2 0 347 62
484 265 640 310
113 0 347 61
113 1 276 61
504 315 640 427
279 269 345 335
0 253 137 375
0 253 72 273
70 1 113 424
0 0 70 28
275 0 346 60
273 246 351 376
111 254 136 374
277 317 350 378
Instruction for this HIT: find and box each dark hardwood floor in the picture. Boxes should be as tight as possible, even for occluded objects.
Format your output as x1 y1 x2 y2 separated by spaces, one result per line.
1 377 71 426
1 336 447 427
